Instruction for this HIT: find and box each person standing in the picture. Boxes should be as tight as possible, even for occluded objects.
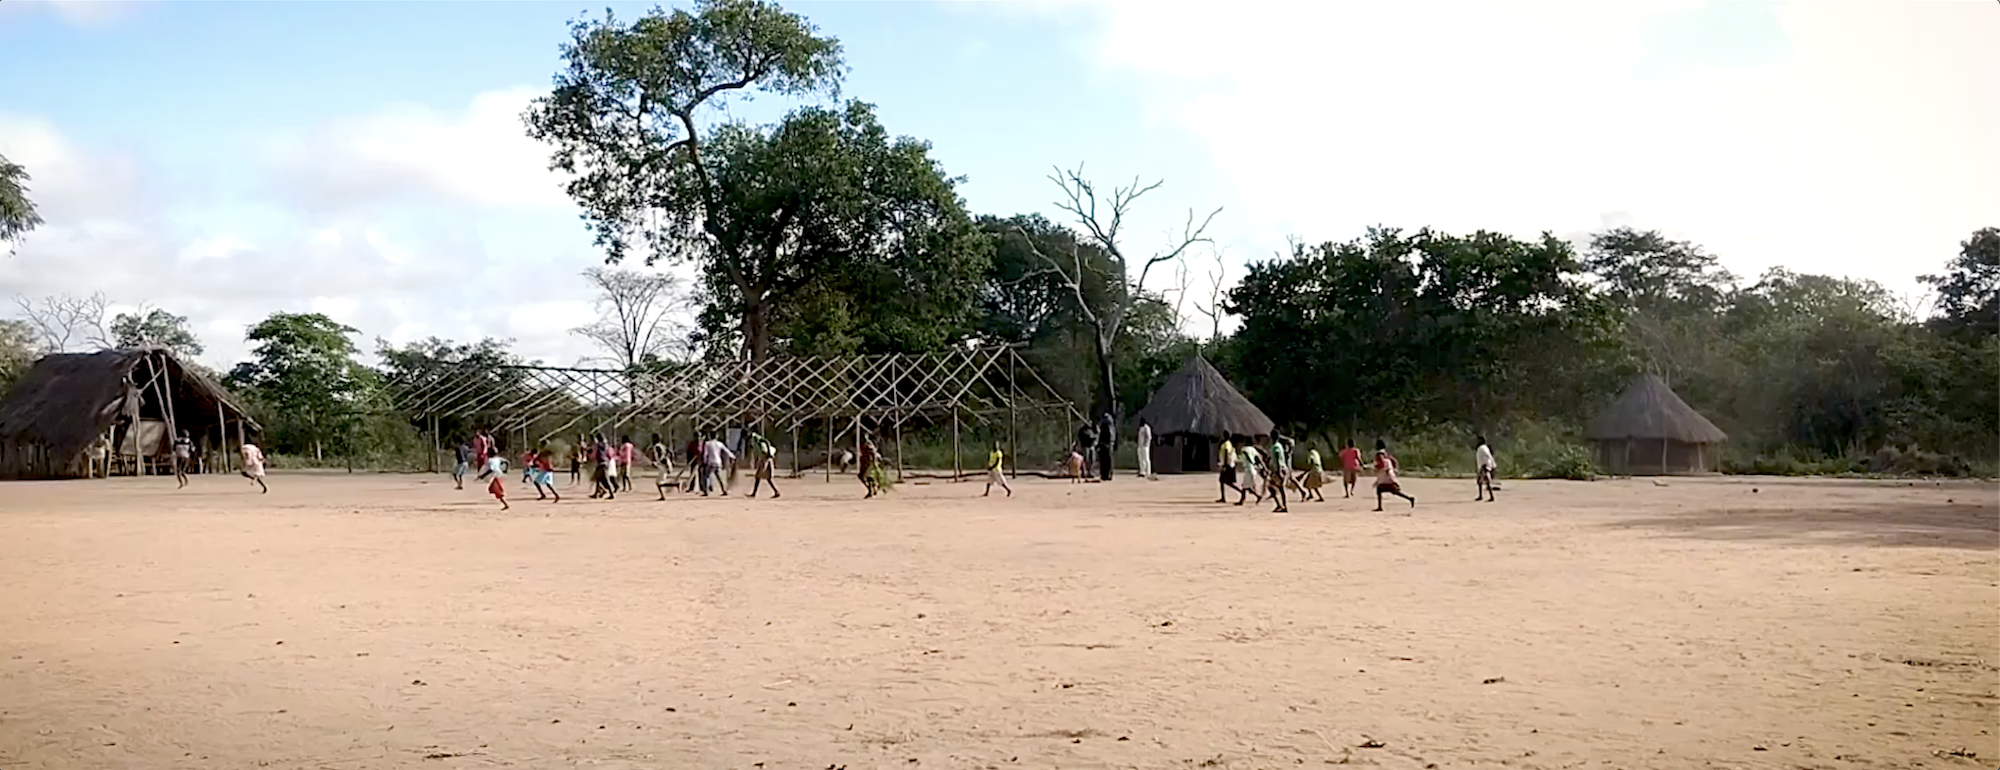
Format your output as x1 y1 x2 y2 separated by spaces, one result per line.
1266 432 1291 513
1234 439 1265 506
1475 435 1498 502
453 439 473 490
172 430 195 489
1075 422 1097 480
1135 418 1154 480
618 436 638 493
1095 412 1116 482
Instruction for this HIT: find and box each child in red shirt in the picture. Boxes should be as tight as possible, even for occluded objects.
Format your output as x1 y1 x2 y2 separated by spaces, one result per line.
1337 440 1363 498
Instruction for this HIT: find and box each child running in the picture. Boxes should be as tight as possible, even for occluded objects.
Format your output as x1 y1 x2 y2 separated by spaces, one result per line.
984 441 1011 497
748 431 781 498
1266 434 1291 513
1475 435 1497 502
239 441 268 494
1302 444 1329 502
1234 438 1264 506
520 446 535 485
484 452 510 510
569 439 586 486
700 431 735 497
531 447 561 502
1373 439 1416 512
858 438 892 498
1338 439 1363 498
649 433 676 500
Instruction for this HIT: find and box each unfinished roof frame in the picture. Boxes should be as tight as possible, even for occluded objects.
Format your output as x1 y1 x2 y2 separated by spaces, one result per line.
381 344 1082 481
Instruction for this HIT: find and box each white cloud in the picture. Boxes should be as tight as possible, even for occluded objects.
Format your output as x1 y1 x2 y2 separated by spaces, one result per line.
264 88 572 214
1077 0 1999 298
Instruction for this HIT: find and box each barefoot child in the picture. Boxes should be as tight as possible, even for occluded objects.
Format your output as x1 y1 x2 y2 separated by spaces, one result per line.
1266 435 1290 513
748 432 781 498
1067 444 1086 484
239 441 268 494
619 436 637 493
453 439 472 490
1234 439 1264 506
1338 439 1362 498
984 441 1012 497
1373 440 1416 512
1216 437 1239 503
531 448 561 502
1302 444 1329 502
1475 435 1497 502
484 452 510 510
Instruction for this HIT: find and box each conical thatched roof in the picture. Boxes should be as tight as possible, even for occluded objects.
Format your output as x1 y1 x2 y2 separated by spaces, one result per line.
0 348 260 463
1138 355 1274 439
1587 373 1727 443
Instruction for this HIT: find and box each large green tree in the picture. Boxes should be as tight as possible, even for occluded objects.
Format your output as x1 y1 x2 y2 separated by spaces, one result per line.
110 308 204 357
683 102 989 359
1920 227 1999 340
226 313 375 460
0 153 43 254
0 319 39 393
523 0 844 360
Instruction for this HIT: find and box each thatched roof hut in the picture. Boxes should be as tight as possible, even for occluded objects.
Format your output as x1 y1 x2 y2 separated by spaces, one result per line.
1137 355 1274 473
1586 373 1727 475
0 347 260 479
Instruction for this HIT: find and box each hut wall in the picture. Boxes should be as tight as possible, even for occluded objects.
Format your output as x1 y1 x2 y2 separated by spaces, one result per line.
1595 438 1716 476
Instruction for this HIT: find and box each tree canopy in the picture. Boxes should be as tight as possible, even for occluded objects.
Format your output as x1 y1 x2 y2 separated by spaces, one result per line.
111 308 204 358
0 153 43 254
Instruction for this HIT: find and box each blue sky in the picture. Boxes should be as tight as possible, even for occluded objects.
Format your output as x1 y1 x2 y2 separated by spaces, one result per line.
1 0 1994 370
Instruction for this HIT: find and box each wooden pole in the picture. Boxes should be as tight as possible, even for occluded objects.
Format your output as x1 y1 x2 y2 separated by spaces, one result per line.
1008 351 1018 480
824 415 833 483
951 406 961 483
218 398 229 474
894 411 904 482
791 423 799 480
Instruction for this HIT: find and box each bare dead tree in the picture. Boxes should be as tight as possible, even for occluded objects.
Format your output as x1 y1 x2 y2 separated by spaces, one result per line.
571 267 695 371
13 292 111 353
1009 163 1220 415
1192 247 1231 343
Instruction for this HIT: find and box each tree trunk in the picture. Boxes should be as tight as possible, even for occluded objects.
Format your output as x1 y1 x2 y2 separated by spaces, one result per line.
740 294 772 363
1092 325 1117 418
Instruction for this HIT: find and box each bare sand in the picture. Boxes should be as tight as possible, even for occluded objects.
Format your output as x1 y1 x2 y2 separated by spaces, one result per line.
2 470 1995 769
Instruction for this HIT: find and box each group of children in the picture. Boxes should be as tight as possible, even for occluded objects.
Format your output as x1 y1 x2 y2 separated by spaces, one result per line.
1215 433 1501 512
448 428 790 509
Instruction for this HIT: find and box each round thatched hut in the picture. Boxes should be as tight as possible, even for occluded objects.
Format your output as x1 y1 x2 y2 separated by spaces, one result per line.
1587 373 1727 475
1136 355 1274 474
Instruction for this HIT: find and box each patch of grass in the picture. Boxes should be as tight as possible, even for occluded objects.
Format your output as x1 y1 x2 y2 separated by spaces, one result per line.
1384 421 1598 481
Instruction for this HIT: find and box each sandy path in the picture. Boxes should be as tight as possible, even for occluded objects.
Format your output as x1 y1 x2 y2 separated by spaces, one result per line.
2 471 1994 769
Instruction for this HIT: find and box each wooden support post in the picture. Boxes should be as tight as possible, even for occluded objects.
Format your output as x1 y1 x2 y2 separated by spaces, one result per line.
825 415 833 483
894 411 904 482
791 424 799 480
1008 352 1018 480
218 399 229 474
951 406 961 483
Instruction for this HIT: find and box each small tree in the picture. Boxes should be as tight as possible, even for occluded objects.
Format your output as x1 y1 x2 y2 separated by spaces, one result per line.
572 267 697 370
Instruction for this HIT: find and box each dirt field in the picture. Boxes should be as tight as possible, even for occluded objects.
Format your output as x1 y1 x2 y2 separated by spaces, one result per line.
1 471 1994 770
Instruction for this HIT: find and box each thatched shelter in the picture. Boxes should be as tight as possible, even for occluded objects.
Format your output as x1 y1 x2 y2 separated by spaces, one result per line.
1136 355 1275 473
1587 373 1727 475
0 348 260 479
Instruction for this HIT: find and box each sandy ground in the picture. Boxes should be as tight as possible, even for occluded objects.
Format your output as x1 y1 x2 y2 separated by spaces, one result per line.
1 470 1995 770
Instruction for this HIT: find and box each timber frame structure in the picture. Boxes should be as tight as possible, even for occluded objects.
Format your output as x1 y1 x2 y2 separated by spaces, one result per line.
383 344 1081 480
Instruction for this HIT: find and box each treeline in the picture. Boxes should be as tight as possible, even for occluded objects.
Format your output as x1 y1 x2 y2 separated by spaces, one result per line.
1219 226 1998 475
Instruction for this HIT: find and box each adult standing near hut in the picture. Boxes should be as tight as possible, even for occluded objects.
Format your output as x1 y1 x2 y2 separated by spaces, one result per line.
1135 418 1154 480
1096 412 1115 482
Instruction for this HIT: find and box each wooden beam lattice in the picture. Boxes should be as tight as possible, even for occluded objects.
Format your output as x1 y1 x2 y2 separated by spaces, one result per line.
381 345 1078 446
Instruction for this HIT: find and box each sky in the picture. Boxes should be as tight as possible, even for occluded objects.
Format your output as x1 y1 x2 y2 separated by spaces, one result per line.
1 0 1994 372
